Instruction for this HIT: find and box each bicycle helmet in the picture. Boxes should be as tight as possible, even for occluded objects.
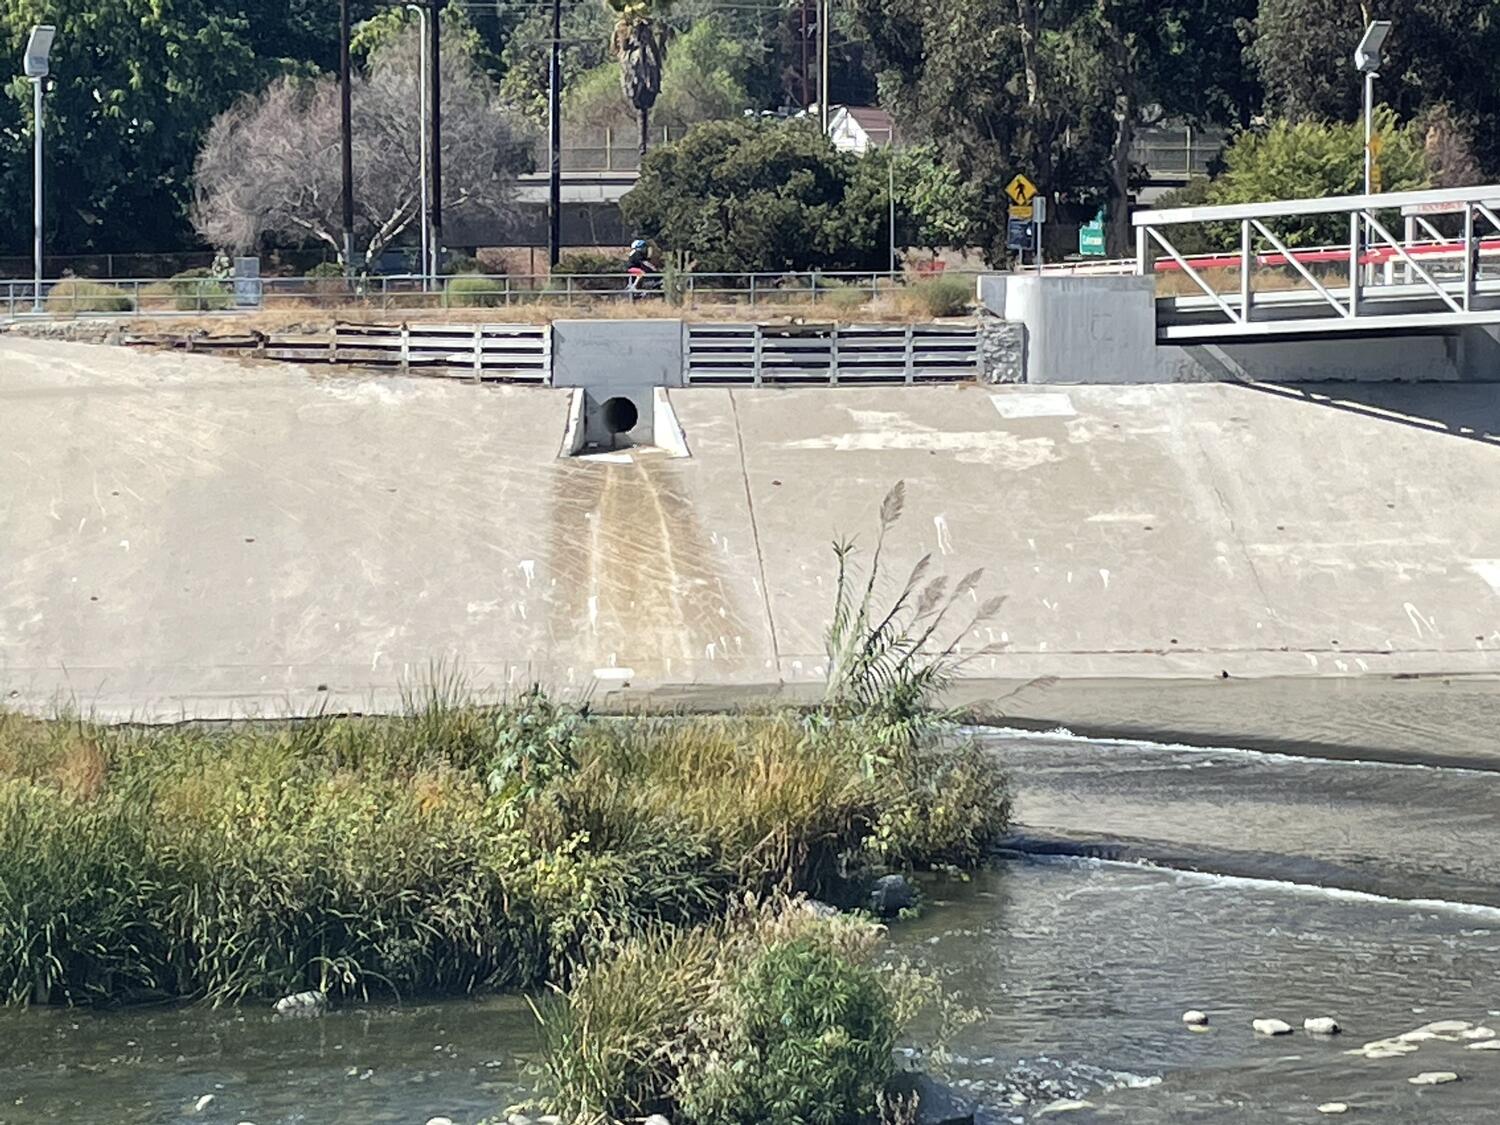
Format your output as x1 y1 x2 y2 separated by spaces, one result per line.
631 238 648 251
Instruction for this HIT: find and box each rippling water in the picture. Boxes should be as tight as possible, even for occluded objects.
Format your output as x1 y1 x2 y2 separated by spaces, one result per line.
2 718 1497 1123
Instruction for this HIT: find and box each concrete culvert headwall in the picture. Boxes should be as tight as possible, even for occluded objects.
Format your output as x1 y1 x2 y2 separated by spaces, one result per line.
601 396 639 434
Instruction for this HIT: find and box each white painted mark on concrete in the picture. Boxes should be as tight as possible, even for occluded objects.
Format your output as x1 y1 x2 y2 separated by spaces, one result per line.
1356 658 1369 671
466 600 499 619
519 560 535 587
1468 559 1500 594
781 430 1057 470
1085 512 1156 524
587 595 599 632
1404 602 1437 638
119 540 129 551
593 667 634 681
990 392 1076 419
1305 653 1319 667
1099 568 1111 589
705 642 717 659
934 515 954 556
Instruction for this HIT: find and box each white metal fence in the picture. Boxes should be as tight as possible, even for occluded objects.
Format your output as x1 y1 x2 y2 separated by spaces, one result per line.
684 322 979 384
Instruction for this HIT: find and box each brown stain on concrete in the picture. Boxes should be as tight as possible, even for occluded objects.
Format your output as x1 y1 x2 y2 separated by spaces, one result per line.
545 450 754 681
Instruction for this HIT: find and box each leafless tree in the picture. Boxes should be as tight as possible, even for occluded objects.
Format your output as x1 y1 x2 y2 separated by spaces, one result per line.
193 26 529 268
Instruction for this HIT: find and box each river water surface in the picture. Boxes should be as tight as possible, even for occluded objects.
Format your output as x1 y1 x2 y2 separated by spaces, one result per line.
3 715 1497 1123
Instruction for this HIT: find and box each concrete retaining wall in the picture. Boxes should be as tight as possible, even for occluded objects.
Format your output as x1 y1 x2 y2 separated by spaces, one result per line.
4 335 1500 719
981 274 1500 384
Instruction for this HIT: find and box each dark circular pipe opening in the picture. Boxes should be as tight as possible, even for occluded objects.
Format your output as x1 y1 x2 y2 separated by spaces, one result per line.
601 396 639 434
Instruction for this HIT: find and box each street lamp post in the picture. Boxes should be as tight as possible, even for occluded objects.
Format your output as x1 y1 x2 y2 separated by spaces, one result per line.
406 3 430 290
1354 20 1391 199
23 25 56 314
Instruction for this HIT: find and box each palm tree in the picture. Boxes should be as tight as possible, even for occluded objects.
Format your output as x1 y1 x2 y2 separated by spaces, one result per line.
605 0 671 157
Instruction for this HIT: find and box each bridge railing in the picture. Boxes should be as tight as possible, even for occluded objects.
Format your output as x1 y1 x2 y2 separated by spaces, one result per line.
1133 184 1500 339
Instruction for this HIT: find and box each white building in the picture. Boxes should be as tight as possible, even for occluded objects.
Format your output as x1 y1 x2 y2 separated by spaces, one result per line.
825 105 895 155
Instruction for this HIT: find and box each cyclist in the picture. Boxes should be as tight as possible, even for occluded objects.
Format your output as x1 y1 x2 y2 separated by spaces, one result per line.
625 238 657 293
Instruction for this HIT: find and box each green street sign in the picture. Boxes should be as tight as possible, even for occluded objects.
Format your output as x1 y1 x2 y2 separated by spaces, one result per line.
1078 222 1106 256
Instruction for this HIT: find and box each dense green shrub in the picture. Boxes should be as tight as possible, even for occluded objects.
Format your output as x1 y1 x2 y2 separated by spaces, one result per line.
304 261 344 278
44 278 134 314
150 267 231 311
678 937 898 1125
539 900 944 1125
895 277 970 318
444 275 509 307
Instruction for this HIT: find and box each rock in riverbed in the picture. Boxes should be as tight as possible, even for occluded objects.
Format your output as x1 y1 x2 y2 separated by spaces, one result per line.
1316 1102 1349 1115
1467 1039 1500 1050
273 990 327 1017
642 1116 672 1125
1252 1018 1293 1036
192 1094 215 1113
1304 1017 1342 1035
1181 1010 1209 1026
1408 1071 1460 1085
869 874 917 917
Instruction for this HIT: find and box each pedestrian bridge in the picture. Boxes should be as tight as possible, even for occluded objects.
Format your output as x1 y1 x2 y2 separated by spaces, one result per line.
1133 185 1500 342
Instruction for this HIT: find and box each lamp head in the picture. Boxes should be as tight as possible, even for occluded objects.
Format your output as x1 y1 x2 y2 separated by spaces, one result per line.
1355 20 1391 74
24 25 56 78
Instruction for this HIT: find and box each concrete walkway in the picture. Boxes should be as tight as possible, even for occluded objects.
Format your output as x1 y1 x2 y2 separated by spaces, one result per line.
3 335 1499 719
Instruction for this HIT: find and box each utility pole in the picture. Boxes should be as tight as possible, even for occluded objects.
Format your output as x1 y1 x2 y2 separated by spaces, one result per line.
818 0 830 133
547 0 562 269
800 0 809 108
407 3 430 290
429 0 444 280
339 0 355 276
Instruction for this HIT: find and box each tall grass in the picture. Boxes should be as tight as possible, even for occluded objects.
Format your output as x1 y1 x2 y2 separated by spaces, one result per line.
0 687 1009 1008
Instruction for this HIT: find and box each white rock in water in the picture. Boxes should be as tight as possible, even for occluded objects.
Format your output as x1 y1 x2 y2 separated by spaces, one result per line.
193 1094 215 1113
1408 1071 1460 1085
424 1118 455 1125
1304 1017 1342 1035
1467 1039 1500 1050
1253 1018 1293 1036
1398 1029 1440 1042
1037 1100 1095 1115
507 1115 534 1125
1461 1027 1495 1039
1316 1104 1349 1115
1182 1010 1209 1026
642 1117 672 1125
273 989 327 1016
1419 1020 1472 1034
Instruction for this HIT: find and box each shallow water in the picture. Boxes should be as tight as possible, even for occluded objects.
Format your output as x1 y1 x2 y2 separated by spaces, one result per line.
3 719 1498 1123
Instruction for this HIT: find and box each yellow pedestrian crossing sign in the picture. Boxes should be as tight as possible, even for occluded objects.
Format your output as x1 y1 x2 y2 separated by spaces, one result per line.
1006 174 1038 206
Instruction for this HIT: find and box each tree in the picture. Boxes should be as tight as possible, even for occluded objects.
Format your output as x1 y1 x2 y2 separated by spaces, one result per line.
0 0 259 256
605 0 673 156
621 118 886 272
1203 108 1430 244
566 19 752 135
498 0 615 123
1250 0 1500 175
192 25 526 269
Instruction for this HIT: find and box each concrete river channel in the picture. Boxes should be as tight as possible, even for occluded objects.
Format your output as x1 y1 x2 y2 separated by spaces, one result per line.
3 689 1497 1125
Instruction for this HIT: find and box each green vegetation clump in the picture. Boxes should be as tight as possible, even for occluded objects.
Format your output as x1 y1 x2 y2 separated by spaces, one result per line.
0 688 1008 1007
895 277 970 319
551 251 627 292
143 268 231 311
537 899 944 1125
44 278 134 314
444 274 509 307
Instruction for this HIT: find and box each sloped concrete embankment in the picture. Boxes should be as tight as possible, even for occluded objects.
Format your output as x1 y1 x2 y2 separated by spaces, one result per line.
2 335 1498 719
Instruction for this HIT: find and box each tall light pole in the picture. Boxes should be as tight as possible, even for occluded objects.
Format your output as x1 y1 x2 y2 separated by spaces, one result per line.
406 3 430 290
1355 20 1391 199
818 0 830 134
339 0 356 276
547 0 561 268
24 25 56 314
429 0 444 281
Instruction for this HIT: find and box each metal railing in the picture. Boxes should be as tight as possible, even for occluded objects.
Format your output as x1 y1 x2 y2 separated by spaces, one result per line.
1134 184 1500 340
3 269 983 320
